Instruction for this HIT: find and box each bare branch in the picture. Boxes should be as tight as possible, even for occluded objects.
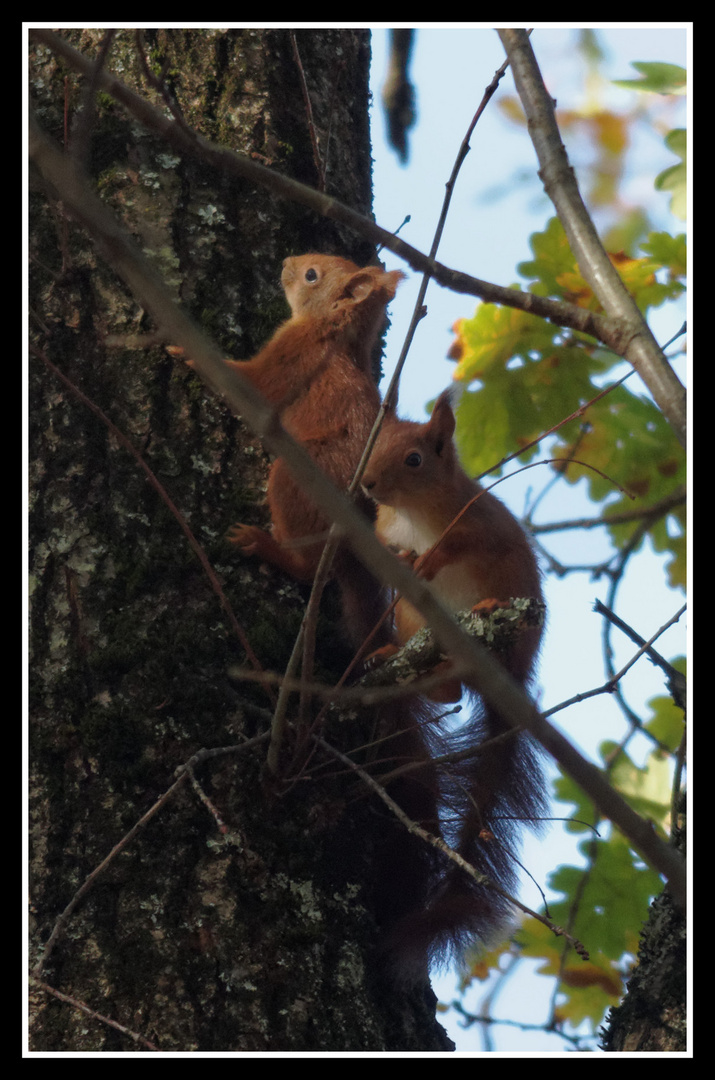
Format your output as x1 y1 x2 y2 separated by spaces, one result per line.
531 485 686 535
594 600 686 710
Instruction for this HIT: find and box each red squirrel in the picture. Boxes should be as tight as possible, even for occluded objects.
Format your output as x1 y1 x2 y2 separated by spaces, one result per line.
213 254 405 646
361 391 546 980
191 255 446 957
180 258 544 981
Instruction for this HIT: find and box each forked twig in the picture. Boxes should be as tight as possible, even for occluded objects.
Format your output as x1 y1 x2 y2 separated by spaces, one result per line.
33 736 269 977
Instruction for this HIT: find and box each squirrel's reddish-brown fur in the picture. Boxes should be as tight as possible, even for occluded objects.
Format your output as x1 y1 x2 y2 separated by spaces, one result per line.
361 392 546 981
220 254 405 647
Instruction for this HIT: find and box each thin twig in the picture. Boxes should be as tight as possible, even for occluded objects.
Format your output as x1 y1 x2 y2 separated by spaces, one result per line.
381 46 514 412
290 31 325 190
33 770 189 977
34 736 269 977
599 512 670 728
474 368 636 486
69 29 116 169
31 979 160 1051
594 600 686 697
531 486 686 535
266 622 306 774
134 30 186 125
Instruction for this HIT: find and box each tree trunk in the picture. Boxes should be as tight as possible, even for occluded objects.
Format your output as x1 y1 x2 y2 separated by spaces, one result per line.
28 27 453 1052
600 808 686 1052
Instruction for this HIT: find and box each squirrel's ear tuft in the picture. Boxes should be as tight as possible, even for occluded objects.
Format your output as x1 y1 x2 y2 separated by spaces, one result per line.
428 392 456 443
343 271 377 305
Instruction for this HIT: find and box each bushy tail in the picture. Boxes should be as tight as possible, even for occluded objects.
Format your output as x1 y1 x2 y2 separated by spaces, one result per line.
379 692 547 985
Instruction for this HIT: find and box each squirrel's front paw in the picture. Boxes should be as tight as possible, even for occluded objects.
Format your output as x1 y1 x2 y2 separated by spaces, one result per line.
363 643 400 671
165 344 196 370
471 598 510 617
227 523 268 556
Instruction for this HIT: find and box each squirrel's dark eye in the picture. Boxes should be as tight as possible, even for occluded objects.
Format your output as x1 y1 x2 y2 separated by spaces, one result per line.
404 452 422 468
304 268 318 283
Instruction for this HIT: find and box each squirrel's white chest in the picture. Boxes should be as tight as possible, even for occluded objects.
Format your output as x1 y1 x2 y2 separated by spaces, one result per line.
377 504 438 556
377 505 481 611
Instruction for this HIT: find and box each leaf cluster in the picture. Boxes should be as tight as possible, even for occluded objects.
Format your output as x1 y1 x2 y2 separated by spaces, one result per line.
449 217 685 587
459 665 684 1036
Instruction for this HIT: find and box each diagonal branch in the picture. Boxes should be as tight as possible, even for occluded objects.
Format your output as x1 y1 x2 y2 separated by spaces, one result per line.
498 28 686 447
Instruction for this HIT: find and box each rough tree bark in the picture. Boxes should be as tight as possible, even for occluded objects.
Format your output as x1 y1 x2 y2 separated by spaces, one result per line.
28 27 453 1052
600 806 686 1052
